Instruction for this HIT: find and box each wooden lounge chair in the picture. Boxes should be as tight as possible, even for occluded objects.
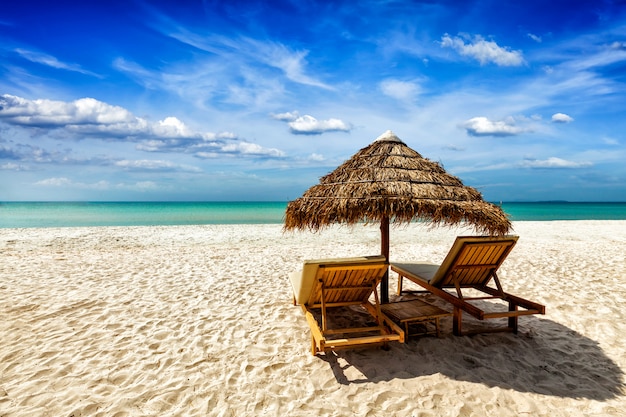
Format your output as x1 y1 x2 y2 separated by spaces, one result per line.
392 236 545 336
289 256 405 355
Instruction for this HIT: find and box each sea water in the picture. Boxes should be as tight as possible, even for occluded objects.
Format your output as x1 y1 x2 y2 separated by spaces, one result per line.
0 202 286 228
0 201 625 228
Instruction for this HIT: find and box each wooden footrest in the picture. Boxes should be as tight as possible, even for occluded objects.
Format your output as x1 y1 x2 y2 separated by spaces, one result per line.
381 299 452 338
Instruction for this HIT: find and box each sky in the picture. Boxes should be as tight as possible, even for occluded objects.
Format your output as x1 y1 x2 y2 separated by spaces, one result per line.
1 0 626 202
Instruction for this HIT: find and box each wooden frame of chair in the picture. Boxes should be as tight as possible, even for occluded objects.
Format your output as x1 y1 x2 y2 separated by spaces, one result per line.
297 261 405 355
392 236 545 336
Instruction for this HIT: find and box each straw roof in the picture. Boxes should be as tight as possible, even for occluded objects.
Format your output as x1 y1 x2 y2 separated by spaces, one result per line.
284 130 511 235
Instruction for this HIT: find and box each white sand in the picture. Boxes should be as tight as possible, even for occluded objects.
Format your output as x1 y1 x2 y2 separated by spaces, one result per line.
0 221 625 416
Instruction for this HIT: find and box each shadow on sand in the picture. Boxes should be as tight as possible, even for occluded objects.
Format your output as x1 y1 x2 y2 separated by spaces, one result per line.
318 311 624 401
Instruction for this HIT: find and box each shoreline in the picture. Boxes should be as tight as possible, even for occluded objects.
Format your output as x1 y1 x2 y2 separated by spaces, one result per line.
2 217 626 231
1 221 625 416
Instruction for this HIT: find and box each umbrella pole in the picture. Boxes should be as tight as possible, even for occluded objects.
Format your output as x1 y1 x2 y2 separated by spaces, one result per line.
381 216 390 303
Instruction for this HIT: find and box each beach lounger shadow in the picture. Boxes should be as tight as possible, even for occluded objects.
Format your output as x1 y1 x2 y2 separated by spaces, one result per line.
289 256 405 355
393 236 545 336
319 317 625 400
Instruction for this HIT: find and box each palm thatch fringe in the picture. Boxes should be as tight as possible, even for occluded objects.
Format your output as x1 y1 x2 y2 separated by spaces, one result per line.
284 131 511 236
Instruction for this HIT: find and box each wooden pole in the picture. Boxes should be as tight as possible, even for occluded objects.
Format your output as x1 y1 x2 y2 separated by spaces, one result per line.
380 216 390 303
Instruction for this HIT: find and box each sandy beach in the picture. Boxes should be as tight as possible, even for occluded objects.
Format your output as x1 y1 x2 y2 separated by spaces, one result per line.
1 221 625 416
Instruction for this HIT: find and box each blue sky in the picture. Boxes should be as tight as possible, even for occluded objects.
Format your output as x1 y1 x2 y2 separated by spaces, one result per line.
1 0 626 202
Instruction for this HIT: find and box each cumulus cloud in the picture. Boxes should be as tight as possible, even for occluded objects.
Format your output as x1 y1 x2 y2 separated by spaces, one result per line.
440 34 524 66
520 157 592 169
461 116 528 137
219 142 285 157
288 115 351 135
0 94 136 127
270 111 299 121
380 79 422 102
551 113 574 123
0 94 284 159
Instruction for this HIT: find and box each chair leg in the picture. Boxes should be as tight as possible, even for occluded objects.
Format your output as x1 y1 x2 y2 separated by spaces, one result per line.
311 334 323 355
508 302 519 334
453 306 463 336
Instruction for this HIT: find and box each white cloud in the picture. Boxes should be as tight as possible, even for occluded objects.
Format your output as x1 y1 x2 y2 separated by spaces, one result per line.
527 33 542 43
0 94 284 159
194 152 221 159
153 117 195 138
440 34 524 66
308 153 325 162
271 111 299 121
35 177 77 187
166 29 333 90
113 55 287 111
288 115 352 135
133 181 159 190
115 159 202 172
14 48 100 77
0 94 137 127
520 157 592 169
380 79 422 102
138 134 284 157
461 116 527 137
610 41 626 50
271 110 351 136
551 113 574 123
220 141 286 157
602 136 619 145
1 162 29 171
112 57 162 90
34 177 161 191
260 43 333 90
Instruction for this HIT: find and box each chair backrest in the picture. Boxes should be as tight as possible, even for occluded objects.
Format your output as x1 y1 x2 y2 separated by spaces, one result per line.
430 236 518 288
290 255 388 306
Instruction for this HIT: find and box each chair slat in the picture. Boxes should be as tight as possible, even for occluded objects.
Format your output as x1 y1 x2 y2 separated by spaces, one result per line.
391 236 545 336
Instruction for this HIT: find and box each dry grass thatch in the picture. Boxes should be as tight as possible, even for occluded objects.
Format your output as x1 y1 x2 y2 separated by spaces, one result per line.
284 131 511 236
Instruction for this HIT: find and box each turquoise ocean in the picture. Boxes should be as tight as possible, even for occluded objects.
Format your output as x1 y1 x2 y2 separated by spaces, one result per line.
0 201 625 228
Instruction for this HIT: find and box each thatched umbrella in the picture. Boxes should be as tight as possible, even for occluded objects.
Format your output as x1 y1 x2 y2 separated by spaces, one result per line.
284 130 512 303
